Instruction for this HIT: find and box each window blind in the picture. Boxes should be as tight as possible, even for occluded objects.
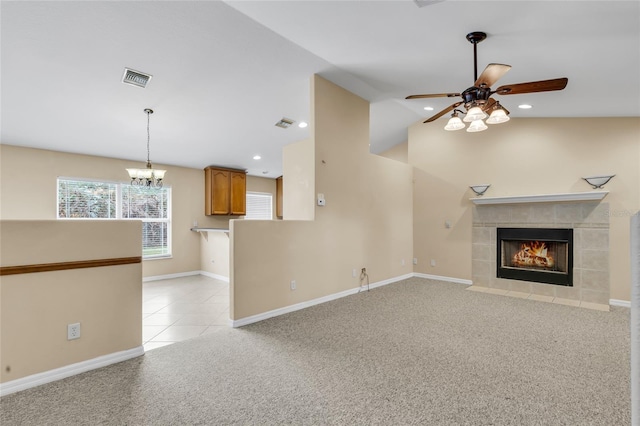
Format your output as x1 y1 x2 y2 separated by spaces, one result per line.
245 192 273 220
57 179 118 218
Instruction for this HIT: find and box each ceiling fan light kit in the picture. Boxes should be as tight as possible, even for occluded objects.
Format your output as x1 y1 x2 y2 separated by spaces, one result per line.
406 31 568 133
467 120 488 133
485 107 510 124
444 112 465 131
463 106 487 122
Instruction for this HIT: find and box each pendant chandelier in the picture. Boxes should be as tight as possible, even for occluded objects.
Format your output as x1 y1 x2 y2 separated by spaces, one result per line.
126 108 166 187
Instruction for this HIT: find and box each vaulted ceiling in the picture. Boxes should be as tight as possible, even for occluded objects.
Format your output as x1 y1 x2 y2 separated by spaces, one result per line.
2 1 639 178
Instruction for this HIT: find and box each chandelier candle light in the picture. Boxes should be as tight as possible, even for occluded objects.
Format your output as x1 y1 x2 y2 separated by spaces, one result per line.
127 108 166 187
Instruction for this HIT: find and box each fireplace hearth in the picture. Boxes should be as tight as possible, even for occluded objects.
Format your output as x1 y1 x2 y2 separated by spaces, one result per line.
497 228 573 286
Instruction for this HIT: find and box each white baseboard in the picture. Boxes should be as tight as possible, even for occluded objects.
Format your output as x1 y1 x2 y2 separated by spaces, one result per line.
413 273 473 285
231 273 414 328
143 271 230 283
610 299 631 308
198 271 230 283
143 271 201 282
0 346 144 397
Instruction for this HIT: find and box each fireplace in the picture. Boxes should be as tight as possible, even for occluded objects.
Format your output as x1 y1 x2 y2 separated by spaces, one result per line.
497 228 573 286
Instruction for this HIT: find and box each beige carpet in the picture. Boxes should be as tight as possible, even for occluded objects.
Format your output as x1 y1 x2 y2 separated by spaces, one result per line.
0 278 630 425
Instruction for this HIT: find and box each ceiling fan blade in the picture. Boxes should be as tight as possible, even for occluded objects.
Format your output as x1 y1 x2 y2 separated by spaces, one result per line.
495 78 568 95
483 98 497 111
483 98 510 115
424 101 463 123
406 93 460 100
474 63 511 88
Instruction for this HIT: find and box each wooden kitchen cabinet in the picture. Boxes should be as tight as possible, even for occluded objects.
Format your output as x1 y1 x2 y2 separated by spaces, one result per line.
205 166 246 215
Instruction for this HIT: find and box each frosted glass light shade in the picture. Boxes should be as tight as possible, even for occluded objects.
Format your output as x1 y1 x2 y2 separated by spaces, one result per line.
126 168 140 179
444 116 465 131
153 169 167 180
486 108 510 124
470 184 491 196
582 175 615 189
463 106 487 122
466 119 488 132
140 169 153 179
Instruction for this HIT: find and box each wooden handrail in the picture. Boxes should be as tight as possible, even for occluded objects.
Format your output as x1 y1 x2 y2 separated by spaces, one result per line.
0 256 142 276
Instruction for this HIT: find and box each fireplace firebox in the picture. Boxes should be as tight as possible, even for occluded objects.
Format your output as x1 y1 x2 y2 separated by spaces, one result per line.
497 228 573 286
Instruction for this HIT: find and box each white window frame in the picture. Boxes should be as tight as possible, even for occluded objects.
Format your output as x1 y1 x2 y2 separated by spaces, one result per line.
245 191 273 220
57 177 172 259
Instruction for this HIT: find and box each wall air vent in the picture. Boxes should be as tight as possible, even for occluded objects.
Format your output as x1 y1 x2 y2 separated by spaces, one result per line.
275 117 295 129
122 68 152 88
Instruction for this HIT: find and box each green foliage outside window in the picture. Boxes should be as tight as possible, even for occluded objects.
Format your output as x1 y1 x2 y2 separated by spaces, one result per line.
57 178 171 258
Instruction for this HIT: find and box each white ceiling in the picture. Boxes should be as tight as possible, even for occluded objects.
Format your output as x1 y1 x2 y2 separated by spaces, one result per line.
2 1 639 179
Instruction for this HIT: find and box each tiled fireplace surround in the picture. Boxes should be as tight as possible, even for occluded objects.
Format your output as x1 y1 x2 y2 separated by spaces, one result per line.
472 201 610 306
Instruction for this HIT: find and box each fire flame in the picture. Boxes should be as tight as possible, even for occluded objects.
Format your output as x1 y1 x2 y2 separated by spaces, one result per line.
512 241 555 268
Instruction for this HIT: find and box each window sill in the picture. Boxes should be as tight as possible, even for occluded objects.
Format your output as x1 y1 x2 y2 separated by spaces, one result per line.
143 255 173 261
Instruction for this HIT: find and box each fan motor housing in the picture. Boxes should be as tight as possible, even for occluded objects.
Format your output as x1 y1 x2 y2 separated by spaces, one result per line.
461 86 491 107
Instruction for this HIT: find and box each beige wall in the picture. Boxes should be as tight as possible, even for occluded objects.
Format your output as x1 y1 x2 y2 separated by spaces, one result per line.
0 220 142 383
230 75 414 320
0 145 276 278
409 117 640 301
282 138 315 220
378 141 408 164
199 231 231 278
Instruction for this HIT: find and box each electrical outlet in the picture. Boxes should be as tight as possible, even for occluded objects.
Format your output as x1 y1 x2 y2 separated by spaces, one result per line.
352 268 357 278
401 259 405 266
413 258 418 265
430 259 436 267
67 323 81 340
290 280 296 290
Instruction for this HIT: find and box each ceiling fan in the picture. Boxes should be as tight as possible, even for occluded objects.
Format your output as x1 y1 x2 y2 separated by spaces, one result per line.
406 31 568 132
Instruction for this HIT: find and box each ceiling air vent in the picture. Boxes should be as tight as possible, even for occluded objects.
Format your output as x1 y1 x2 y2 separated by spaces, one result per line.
275 117 295 129
122 68 152 88
414 0 446 7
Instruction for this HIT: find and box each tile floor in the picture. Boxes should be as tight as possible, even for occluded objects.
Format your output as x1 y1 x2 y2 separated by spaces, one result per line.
143 274 230 351
467 285 610 311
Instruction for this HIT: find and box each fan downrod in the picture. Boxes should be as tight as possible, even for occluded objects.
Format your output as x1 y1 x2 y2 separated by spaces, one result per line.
466 31 487 82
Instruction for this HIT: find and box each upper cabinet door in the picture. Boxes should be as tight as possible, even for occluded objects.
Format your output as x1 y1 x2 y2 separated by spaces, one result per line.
230 171 246 215
205 167 230 215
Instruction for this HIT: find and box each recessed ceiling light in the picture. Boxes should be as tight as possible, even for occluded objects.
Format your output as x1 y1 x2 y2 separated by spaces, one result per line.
253 155 261 160
424 107 434 111
298 121 308 128
518 104 533 109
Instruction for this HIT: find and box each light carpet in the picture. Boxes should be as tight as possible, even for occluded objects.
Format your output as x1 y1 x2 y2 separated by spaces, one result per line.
0 278 630 425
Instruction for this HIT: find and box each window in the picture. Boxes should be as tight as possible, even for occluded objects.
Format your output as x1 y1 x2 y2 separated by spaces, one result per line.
57 178 171 258
245 192 272 220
